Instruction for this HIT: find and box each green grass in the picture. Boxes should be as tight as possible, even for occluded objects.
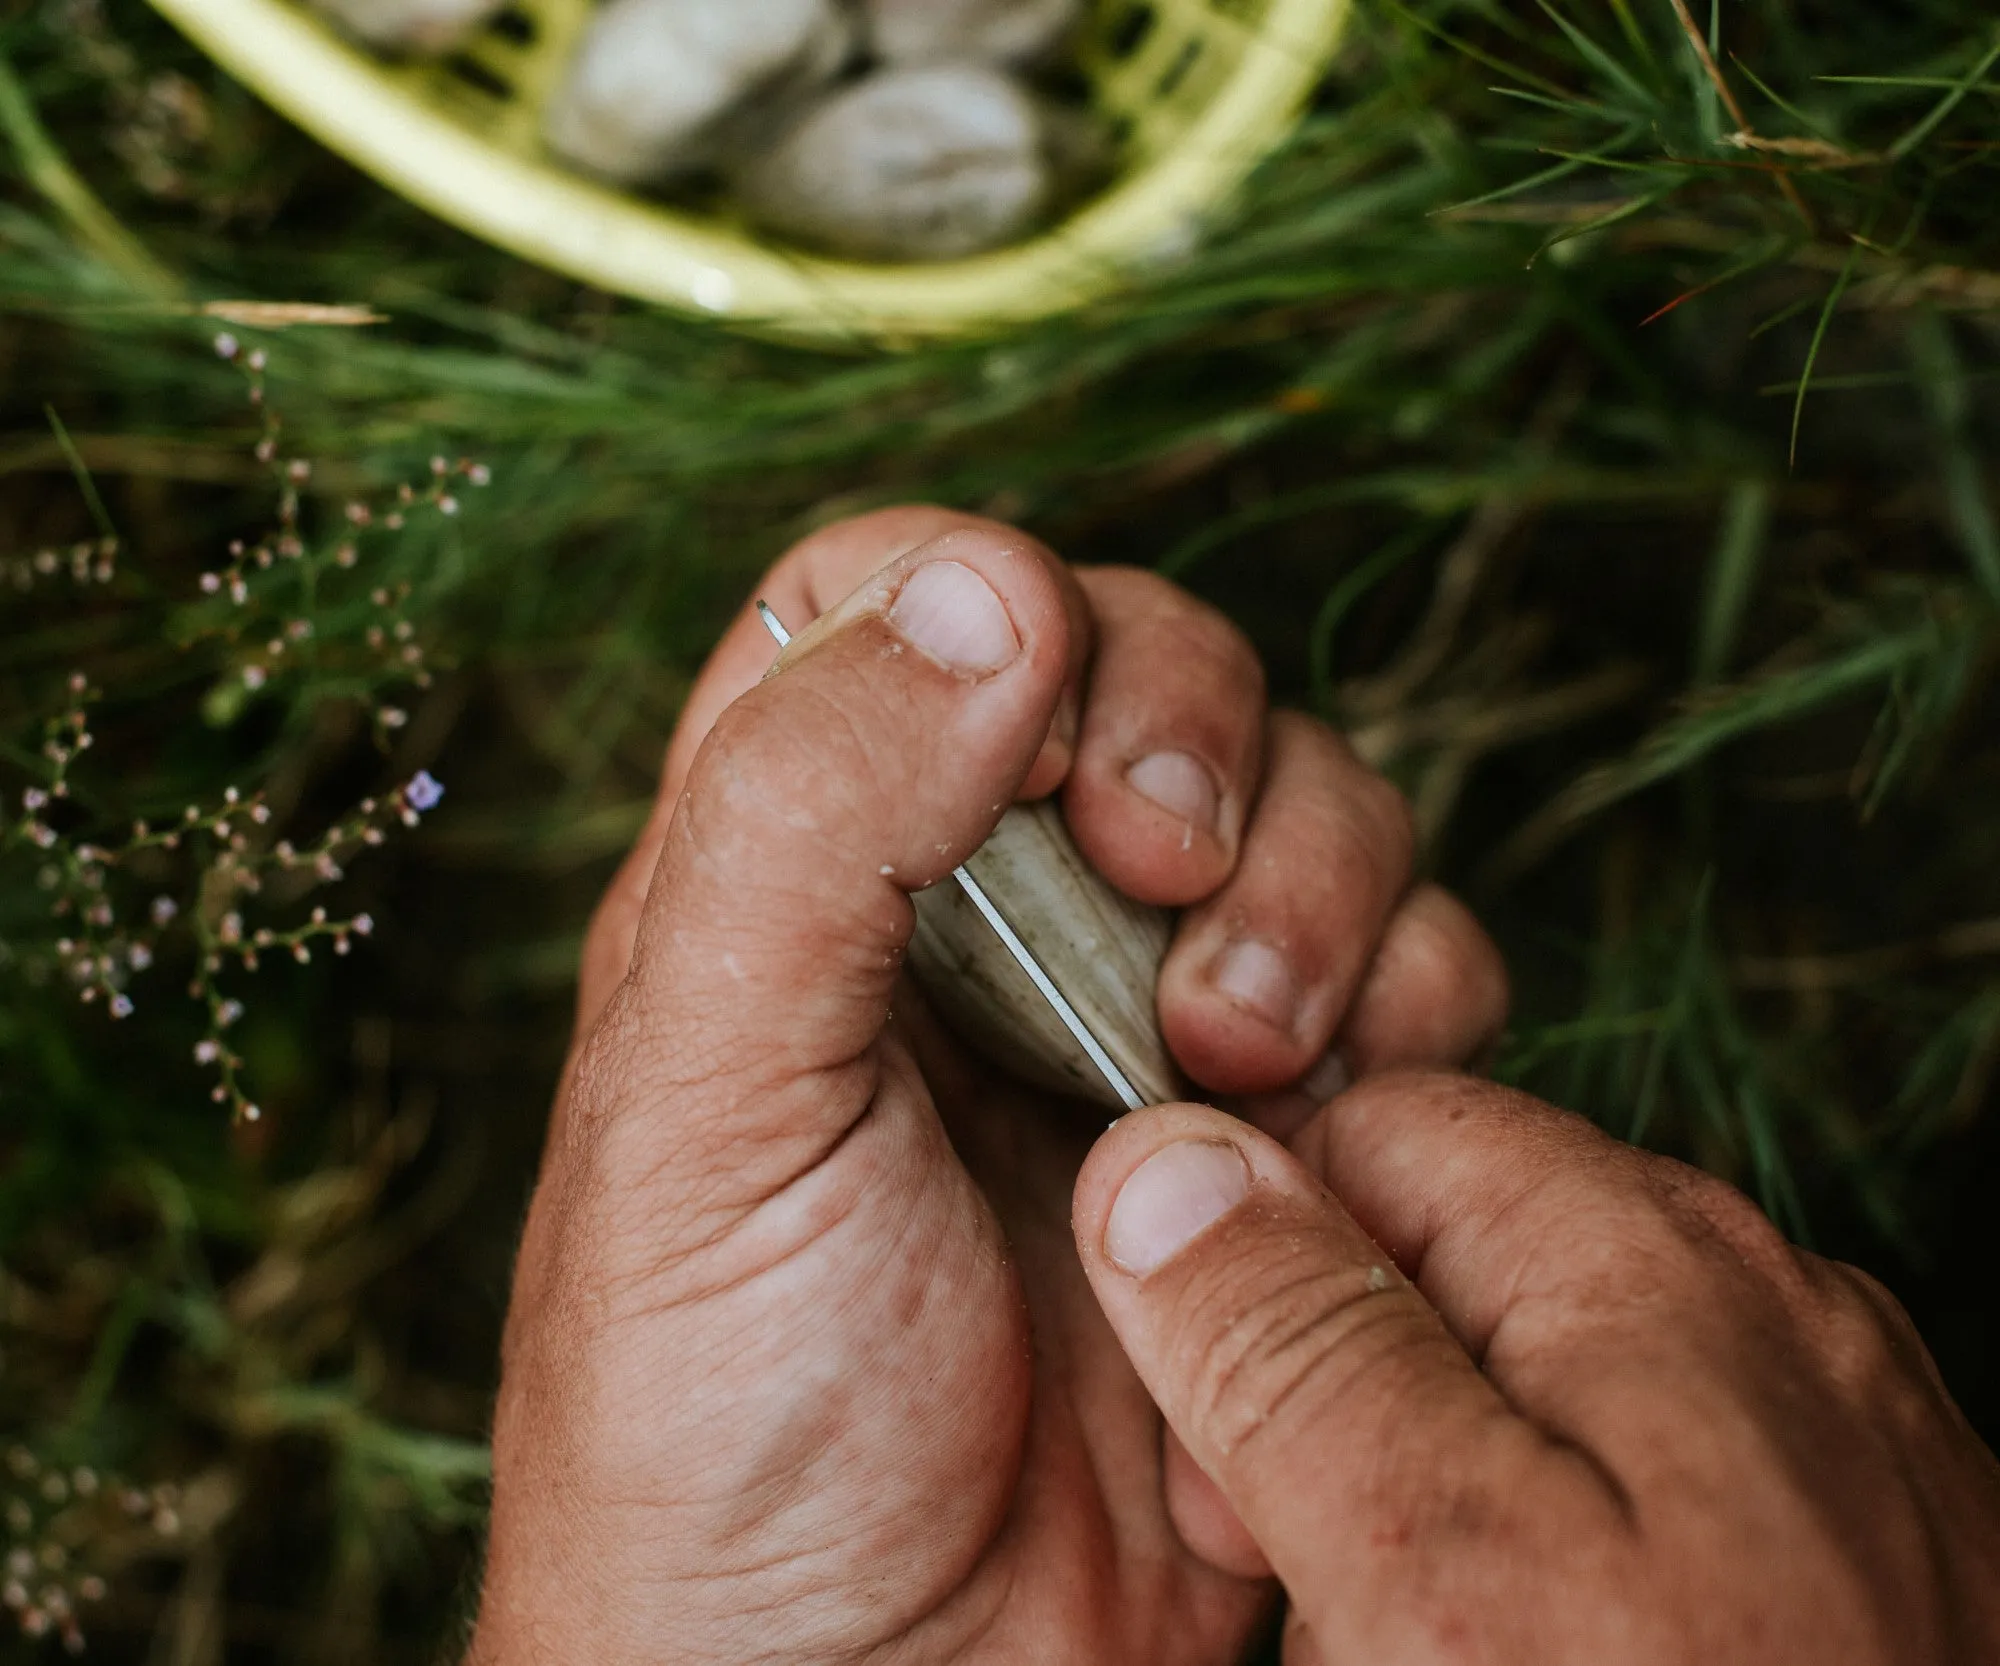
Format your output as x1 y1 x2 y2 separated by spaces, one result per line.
2 0 1997 1658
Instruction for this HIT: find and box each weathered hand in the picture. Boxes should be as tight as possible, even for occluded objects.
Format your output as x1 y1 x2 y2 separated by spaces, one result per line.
1072 1079 2000 1664
470 509 1506 1664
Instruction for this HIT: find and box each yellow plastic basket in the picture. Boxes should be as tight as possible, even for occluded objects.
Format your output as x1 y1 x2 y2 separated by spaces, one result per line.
146 0 1349 342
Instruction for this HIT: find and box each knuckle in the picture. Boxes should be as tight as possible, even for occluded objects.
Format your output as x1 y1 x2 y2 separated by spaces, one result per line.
1803 1255 1940 1400
1080 562 1188 619
1272 712 1416 866
1189 606 1265 694
1335 1070 1548 1142
1641 1157 1803 1286
1159 611 1266 707
1174 1252 1422 1458
1091 567 1267 693
1350 766 1418 873
690 670 896 836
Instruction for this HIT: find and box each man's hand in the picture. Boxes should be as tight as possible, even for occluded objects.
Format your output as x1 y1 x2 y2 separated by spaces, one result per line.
1072 1081 2000 1663
469 509 1506 1664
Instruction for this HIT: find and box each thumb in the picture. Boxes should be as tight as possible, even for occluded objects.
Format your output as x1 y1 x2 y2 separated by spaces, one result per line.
1072 1104 1572 1652
573 526 1070 1210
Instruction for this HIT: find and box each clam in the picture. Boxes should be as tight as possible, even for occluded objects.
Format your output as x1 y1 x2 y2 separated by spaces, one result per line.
909 799 1180 1113
543 0 852 184
864 0 1082 66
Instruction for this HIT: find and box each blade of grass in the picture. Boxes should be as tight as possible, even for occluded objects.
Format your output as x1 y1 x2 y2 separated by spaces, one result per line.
1694 480 1772 683
42 404 117 542
1607 0 1657 71
1630 869 1716 1146
1432 152 1597 218
1790 239 1861 467
1536 0 1661 112
1493 611 1977 876
1640 230 1793 326
1907 310 2000 604
1308 525 1433 707
1886 35 2000 160
1733 54 1843 141
1817 76 2000 92
0 50 175 298
1488 85 1623 121
1531 187 1675 264
1664 0 1814 225
1375 0 1573 100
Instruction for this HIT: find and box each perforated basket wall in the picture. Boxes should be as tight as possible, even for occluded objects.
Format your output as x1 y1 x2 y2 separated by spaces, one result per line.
147 0 1350 342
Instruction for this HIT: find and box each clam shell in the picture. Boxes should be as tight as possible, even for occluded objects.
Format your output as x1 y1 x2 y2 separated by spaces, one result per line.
732 63 1053 262
909 800 1179 1111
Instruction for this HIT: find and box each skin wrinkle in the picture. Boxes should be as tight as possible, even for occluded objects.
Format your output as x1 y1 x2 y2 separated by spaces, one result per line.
1100 625 1261 762
614 1148 1020 1656
597 1082 893 1322
1162 1204 1446 1465
1212 1285 1430 1459
679 628 1037 897
590 1076 874 1269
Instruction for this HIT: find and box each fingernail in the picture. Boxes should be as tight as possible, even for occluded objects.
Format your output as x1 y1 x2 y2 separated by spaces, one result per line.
889 560 1020 676
1125 751 1220 835
1211 938 1299 1034
1106 1139 1250 1276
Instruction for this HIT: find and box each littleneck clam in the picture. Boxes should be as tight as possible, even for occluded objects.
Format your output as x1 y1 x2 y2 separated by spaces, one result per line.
864 0 1082 66
908 799 1180 1113
543 0 851 184
732 63 1060 262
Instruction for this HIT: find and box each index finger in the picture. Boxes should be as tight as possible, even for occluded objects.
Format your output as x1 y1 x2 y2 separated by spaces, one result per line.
1291 1072 1838 1487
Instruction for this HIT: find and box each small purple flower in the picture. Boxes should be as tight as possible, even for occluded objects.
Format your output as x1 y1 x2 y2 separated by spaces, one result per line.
403 770 445 813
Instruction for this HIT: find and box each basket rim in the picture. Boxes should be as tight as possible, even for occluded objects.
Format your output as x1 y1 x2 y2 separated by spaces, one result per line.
145 0 1351 342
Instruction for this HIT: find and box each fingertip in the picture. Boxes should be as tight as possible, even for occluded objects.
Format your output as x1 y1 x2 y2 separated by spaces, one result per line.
1298 1069 1597 1277
774 525 1070 685
661 506 1051 807
1159 936 1320 1095
1075 1102 1318 1281
1339 885 1510 1077
1074 1102 1249 1251
1065 567 1263 907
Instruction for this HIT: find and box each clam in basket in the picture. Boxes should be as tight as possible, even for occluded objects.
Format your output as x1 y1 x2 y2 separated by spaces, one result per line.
145 0 1350 343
